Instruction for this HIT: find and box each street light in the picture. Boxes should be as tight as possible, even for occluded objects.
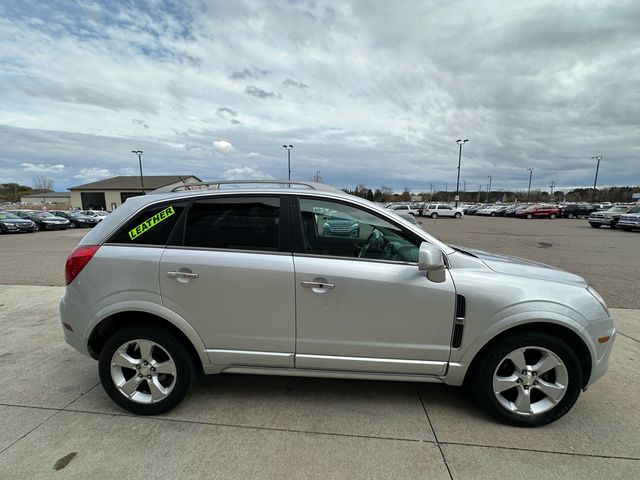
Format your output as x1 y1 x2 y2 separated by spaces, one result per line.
131 150 145 193
591 155 602 203
486 175 492 203
282 145 293 181
526 168 534 204
455 139 468 207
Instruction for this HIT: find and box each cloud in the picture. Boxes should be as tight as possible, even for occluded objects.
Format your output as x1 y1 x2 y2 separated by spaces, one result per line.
73 167 112 181
217 107 237 117
212 140 236 154
21 163 65 173
283 78 308 89
132 118 149 129
245 86 281 99
229 68 268 80
221 166 274 180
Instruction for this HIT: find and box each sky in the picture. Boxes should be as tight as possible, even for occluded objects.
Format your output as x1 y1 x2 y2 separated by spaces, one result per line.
1 0 639 194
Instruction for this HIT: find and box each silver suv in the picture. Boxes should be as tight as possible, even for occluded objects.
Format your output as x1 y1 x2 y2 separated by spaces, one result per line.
60 180 615 426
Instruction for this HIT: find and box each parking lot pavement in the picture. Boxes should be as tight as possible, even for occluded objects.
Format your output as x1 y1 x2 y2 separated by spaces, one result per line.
1 285 639 479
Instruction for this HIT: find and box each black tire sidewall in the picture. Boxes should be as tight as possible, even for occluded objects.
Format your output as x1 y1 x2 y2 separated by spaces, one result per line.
98 326 196 415
472 332 583 427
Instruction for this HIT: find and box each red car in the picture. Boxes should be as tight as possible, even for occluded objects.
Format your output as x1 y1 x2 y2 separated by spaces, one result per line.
515 205 560 219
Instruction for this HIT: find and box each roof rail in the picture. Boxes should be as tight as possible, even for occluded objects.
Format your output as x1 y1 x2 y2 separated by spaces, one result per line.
152 179 345 194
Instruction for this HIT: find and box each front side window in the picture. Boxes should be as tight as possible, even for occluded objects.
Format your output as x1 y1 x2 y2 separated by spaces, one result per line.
297 198 420 263
184 197 280 252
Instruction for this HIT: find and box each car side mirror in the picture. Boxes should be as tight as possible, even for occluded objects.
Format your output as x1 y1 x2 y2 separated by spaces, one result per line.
418 242 446 282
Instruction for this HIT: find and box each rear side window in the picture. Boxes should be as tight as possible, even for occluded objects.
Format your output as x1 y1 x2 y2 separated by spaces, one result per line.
184 197 280 251
109 202 186 245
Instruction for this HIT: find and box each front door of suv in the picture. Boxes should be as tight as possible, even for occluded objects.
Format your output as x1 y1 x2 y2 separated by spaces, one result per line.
159 195 295 369
291 197 456 375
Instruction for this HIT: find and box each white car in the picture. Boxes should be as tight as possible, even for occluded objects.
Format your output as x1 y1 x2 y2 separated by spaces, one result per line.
80 210 110 222
423 204 463 219
388 204 418 216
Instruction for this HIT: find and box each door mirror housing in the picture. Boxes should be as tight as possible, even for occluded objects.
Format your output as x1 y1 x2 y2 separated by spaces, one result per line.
418 242 446 282
418 242 445 270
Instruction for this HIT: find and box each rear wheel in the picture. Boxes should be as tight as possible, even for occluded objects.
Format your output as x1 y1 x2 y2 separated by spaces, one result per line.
526 214 533 219
470 332 583 427
567 213 574 219
431 212 438 219
98 326 196 415
549 214 556 219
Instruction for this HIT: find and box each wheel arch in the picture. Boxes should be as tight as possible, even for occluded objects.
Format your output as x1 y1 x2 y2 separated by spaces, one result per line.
462 322 592 389
87 311 206 375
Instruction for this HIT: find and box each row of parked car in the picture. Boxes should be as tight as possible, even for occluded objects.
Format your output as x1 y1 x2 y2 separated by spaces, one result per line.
0 209 109 234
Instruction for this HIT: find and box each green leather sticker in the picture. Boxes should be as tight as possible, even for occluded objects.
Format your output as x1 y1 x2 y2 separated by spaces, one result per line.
128 206 175 240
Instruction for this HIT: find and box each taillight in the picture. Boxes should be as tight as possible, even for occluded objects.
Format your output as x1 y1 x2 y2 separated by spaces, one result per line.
65 245 100 285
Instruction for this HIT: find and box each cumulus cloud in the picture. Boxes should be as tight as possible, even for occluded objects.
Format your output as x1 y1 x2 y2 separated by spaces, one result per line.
21 163 65 173
283 78 308 89
212 140 236 154
221 166 274 180
74 167 112 181
245 86 281 99
132 118 149 129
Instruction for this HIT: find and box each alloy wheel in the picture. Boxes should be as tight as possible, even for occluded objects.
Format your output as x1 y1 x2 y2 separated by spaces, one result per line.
492 346 568 416
110 339 177 404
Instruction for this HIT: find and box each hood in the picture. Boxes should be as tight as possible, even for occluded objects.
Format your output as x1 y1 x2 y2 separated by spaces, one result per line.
451 246 588 287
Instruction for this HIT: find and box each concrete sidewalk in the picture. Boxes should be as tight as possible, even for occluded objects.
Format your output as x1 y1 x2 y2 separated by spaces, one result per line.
0 285 638 479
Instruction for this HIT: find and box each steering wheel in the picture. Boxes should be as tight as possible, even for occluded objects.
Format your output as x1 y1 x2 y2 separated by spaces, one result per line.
359 228 384 258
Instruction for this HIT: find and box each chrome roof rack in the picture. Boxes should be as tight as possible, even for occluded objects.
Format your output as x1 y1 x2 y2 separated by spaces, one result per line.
152 179 345 194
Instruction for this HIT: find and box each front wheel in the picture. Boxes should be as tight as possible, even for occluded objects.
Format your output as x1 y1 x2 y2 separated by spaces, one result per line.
98 326 196 415
549 214 556 219
526 214 533 219
431 212 438 219
590 223 601 228
470 332 582 427
454 212 462 219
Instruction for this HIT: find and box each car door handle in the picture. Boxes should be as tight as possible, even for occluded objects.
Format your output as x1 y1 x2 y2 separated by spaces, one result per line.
300 281 335 289
166 271 199 279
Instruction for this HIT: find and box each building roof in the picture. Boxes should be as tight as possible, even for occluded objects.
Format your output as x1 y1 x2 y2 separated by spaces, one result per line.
69 175 201 191
21 192 71 198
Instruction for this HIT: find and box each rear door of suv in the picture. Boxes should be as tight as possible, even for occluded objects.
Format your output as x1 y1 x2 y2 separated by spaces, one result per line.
159 194 296 369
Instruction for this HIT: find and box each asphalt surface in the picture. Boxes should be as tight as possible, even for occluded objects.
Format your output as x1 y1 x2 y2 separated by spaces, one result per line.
1 215 638 307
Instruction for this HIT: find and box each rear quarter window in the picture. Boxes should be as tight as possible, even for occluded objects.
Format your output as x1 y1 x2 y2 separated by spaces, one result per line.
108 202 186 245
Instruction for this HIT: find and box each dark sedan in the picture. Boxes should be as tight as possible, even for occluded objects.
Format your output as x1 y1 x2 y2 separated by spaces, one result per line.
0 211 37 233
50 210 98 228
8 210 70 230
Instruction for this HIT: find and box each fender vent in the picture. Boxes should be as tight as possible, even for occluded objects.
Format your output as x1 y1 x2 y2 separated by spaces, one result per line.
452 294 466 348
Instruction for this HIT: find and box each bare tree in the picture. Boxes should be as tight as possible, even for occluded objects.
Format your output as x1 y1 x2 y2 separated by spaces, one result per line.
33 177 54 192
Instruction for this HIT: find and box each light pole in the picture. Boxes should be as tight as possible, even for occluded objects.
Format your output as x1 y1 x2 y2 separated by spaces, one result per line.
131 150 145 193
455 139 468 207
591 155 602 203
526 168 534 204
282 145 293 181
486 176 492 203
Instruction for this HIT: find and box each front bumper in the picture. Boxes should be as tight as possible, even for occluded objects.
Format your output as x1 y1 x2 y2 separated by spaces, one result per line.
588 217 614 226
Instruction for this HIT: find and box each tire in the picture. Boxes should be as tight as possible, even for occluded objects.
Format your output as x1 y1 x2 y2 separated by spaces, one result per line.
98 326 196 415
69 222 77 229
590 223 601 228
454 212 462 219
549 214 556 219
33 223 40 231
567 213 574 219
610 220 618 229
621 227 632 231
526 214 533 219
491 212 496 217
431 212 438 219
470 331 583 427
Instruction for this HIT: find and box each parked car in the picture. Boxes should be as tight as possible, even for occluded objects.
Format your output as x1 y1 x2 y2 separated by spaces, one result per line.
0 210 37 233
394 211 421 225
8 210 70 230
476 205 505 217
617 208 640 231
504 204 528 217
50 210 99 228
422 204 463 219
588 205 637 229
80 210 110 222
515 205 560 219
322 212 360 237
560 204 599 219
388 204 418 216
60 180 614 427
